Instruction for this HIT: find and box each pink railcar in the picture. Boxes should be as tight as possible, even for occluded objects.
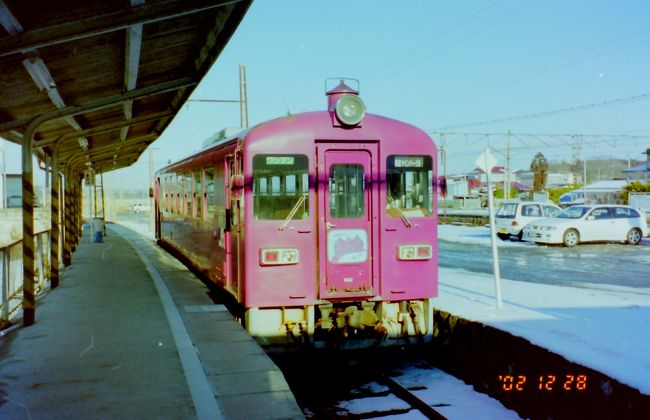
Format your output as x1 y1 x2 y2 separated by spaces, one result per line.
155 81 439 346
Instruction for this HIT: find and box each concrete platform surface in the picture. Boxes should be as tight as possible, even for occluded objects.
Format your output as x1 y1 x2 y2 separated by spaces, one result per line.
0 224 303 419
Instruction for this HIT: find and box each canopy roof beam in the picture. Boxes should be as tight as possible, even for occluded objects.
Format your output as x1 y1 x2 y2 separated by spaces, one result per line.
0 0 242 57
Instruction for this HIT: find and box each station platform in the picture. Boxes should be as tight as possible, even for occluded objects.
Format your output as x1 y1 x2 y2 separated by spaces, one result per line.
0 224 303 419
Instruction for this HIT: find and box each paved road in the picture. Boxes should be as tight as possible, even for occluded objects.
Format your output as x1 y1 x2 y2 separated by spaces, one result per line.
439 239 650 289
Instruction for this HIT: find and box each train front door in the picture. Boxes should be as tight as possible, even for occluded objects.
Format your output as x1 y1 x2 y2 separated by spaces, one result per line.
317 143 378 298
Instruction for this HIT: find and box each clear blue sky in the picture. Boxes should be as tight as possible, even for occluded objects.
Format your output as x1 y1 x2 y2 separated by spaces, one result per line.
4 0 650 187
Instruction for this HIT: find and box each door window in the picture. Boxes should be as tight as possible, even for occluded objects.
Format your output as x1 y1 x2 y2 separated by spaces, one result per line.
329 164 365 219
613 207 640 218
589 208 611 220
542 205 560 217
521 204 542 217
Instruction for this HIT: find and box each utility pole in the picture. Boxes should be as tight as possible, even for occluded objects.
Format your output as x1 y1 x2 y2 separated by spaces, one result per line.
239 63 249 128
441 133 447 220
505 130 511 200
149 147 155 233
583 157 587 203
187 64 249 129
0 139 5 209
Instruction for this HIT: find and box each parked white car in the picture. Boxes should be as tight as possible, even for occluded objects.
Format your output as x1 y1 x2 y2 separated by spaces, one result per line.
523 205 648 247
495 201 562 241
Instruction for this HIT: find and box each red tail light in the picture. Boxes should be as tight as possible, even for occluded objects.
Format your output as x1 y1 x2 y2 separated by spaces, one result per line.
260 248 299 266
398 244 432 260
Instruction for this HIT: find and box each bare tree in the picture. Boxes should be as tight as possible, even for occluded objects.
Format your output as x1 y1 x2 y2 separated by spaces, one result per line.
530 152 549 192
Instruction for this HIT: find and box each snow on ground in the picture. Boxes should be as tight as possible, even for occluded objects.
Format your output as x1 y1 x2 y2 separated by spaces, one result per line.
438 224 532 248
338 370 519 419
437 266 650 395
397 367 520 419
438 223 650 247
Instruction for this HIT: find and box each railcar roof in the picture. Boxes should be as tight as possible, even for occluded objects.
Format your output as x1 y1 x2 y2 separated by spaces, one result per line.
0 0 252 177
157 108 437 174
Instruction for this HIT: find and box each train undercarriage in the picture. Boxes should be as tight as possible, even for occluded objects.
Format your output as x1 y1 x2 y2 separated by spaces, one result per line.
245 298 436 348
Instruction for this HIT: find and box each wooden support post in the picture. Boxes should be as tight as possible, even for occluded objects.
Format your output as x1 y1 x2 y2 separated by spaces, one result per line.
63 176 72 266
50 156 60 287
1 250 9 322
36 234 44 292
21 130 36 326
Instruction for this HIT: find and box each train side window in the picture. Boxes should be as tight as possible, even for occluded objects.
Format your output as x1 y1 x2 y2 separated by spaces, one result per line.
205 167 216 220
253 154 309 220
329 164 365 219
171 174 177 214
159 176 165 212
214 164 226 229
194 170 203 220
386 155 433 218
182 173 192 216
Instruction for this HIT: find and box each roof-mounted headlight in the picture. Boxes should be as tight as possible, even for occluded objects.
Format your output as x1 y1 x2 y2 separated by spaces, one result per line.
334 94 366 126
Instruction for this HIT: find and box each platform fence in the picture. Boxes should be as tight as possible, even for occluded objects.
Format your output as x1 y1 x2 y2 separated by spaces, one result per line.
1 230 52 324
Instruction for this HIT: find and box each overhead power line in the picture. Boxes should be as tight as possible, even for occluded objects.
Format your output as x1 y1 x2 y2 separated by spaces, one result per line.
433 92 650 130
430 130 650 156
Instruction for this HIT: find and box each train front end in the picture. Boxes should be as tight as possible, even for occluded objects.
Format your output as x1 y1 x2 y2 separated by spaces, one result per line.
241 80 439 347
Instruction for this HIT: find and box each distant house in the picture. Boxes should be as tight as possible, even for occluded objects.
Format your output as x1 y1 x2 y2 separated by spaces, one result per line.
2 174 46 208
5 174 21 207
573 180 628 204
621 163 649 181
444 173 480 197
471 166 507 184
517 171 576 188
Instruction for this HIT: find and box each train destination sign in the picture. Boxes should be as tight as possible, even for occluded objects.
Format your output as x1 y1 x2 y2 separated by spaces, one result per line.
394 156 424 168
266 156 295 165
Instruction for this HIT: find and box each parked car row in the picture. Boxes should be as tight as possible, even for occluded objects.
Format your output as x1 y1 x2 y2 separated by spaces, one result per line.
495 201 648 247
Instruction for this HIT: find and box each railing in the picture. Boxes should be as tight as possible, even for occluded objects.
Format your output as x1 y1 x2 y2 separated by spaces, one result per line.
1 230 52 324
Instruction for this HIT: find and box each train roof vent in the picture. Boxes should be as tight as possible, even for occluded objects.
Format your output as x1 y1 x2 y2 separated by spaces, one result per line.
325 78 365 127
202 127 241 148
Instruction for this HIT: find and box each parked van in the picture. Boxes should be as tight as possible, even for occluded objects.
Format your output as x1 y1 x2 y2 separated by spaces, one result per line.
559 191 585 207
495 201 561 240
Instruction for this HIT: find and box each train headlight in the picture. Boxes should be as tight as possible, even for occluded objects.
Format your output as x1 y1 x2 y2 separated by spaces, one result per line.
260 248 300 266
334 94 366 126
398 244 432 260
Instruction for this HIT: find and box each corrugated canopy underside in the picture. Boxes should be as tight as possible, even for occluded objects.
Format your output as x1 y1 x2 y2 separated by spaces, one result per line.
0 0 252 175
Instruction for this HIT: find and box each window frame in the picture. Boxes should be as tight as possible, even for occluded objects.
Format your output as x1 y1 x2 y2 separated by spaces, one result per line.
386 154 433 218
252 154 309 221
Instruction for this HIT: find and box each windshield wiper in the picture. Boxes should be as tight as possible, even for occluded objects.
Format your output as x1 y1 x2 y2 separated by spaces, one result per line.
388 194 412 228
279 194 306 230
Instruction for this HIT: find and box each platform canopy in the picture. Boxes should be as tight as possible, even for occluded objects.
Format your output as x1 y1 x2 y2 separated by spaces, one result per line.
0 0 252 174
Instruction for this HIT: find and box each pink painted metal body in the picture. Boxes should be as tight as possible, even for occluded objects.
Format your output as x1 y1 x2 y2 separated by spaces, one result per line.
241 112 438 308
156 83 438 342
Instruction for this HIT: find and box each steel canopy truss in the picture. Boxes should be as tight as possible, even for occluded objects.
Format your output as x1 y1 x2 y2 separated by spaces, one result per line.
0 0 253 326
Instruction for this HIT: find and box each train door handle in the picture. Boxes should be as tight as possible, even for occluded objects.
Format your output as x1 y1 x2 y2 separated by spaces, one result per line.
326 222 336 230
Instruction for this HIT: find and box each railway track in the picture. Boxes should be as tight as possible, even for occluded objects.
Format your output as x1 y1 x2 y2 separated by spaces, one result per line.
377 375 447 419
307 373 448 418
272 347 518 419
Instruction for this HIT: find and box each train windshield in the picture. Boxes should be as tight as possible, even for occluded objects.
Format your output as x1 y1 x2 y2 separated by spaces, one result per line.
386 155 433 218
253 154 309 220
